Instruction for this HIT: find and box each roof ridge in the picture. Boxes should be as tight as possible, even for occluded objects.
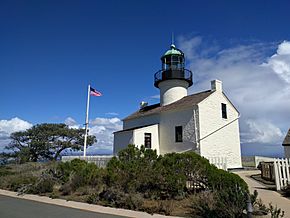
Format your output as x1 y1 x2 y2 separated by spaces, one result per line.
123 89 214 121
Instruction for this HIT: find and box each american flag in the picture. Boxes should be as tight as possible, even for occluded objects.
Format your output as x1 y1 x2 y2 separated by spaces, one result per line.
90 87 102 96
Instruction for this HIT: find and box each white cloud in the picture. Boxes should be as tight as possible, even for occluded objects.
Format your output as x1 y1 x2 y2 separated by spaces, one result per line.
90 117 122 130
105 112 119 116
264 41 290 84
178 36 290 156
64 117 80 129
88 117 122 151
0 117 33 150
242 119 284 144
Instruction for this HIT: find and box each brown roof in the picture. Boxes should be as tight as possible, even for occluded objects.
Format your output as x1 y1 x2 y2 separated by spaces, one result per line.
114 124 157 133
124 90 213 120
283 129 290 146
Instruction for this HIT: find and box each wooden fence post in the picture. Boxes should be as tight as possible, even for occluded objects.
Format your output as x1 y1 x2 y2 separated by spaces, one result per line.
274 159 281 191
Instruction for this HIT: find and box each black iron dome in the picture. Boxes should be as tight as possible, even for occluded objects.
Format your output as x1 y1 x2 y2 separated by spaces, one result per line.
154 44 193 88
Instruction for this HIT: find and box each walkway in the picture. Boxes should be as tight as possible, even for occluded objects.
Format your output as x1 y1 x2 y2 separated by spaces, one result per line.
235 170 290 217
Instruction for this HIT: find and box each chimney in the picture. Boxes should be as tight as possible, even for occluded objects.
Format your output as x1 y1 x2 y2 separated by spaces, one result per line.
211 80 222 92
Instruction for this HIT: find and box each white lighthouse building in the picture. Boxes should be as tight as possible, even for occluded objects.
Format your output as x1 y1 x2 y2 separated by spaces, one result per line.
113 44 242 169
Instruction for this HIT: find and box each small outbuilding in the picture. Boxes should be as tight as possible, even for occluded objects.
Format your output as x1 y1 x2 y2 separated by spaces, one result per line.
283 129 290 158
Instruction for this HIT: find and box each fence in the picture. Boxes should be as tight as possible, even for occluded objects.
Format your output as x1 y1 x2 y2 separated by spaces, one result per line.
273 158 290 191
61 155 113 168
208 157 228 170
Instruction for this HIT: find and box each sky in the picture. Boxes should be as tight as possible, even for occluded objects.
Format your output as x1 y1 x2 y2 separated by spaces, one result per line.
0 0 290 157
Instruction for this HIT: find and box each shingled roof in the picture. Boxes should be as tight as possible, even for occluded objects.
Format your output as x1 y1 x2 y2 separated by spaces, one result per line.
283 129 290 146
124 90 214 120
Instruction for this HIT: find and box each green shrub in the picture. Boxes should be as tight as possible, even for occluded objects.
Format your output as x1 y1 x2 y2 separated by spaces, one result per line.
106 145 248 204
99 187 143 210
53 159 102 193
29 174 55 194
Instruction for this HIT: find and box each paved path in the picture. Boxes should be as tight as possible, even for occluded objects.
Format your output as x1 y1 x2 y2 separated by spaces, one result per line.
235 170 290 217
0 195 126 218
0 189 179 218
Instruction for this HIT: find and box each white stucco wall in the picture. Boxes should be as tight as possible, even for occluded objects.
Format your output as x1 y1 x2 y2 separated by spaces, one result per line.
159 79 188 106
113 130 133 155
123 114 159 130
159 107 198 154
284 146 290 159
133 124 160 154
198 91 242 169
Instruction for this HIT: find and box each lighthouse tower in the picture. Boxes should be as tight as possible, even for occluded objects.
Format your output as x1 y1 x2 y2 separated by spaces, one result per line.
154 44 193 106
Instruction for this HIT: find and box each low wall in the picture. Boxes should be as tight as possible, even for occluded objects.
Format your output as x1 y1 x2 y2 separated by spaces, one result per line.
61 156 113 168
254 156 275 168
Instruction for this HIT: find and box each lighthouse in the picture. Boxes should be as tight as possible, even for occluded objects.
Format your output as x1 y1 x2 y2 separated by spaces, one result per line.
154 44 193 106
114 43 242 169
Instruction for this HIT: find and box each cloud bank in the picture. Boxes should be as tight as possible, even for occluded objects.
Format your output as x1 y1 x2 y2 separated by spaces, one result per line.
178 36 290 156
0 117 33 151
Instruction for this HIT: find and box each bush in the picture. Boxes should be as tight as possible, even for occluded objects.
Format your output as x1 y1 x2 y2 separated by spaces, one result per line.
99 187 143 210
7 174 37 192
106 145 248 203
190 191 218 218
190 190 247 218
29 173 55 194
53 159 103 194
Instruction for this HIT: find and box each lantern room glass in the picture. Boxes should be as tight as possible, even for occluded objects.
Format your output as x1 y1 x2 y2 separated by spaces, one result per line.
162 55 184 71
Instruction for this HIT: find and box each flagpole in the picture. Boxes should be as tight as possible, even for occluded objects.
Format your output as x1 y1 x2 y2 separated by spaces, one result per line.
83 84 90 157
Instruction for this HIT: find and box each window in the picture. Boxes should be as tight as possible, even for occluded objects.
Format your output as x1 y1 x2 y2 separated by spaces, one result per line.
175 126 183 142
221 103 227 119
144 133 152 148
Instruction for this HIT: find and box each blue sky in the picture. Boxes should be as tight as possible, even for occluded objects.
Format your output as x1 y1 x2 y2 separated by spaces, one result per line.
0 0 290 156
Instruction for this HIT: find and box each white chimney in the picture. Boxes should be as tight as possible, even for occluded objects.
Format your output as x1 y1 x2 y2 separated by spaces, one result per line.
211 80 222 92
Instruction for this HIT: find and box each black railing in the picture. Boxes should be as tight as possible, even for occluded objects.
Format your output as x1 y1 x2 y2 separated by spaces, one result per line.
154 69 193 87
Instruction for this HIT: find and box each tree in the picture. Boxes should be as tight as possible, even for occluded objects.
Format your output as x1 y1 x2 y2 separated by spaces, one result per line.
6 123 96 162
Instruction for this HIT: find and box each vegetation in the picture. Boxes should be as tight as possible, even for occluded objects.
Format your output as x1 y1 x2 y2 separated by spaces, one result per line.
0 145 252 217
282 184 290 198
5 123 96 162
250 189 285 218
